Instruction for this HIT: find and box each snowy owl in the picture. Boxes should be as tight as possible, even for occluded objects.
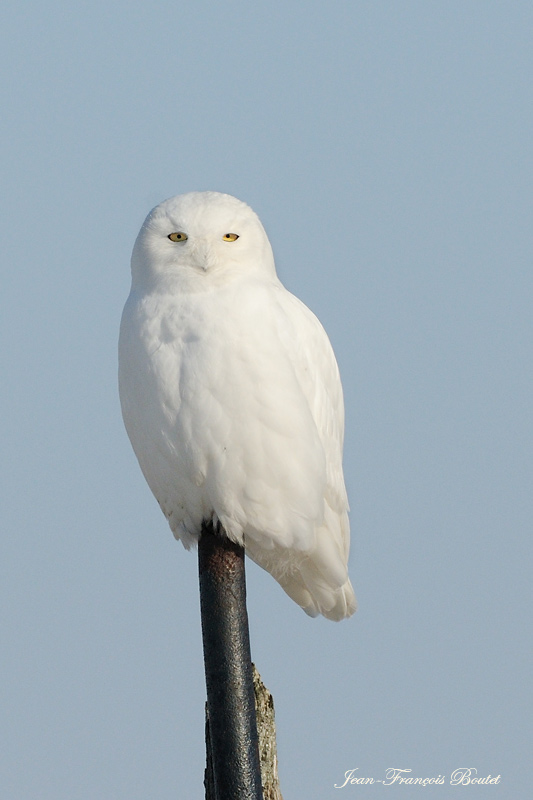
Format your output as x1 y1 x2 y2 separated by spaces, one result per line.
119 191 356 621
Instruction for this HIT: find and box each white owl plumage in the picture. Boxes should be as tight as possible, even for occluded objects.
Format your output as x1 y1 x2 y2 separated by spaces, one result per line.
119 191 356 620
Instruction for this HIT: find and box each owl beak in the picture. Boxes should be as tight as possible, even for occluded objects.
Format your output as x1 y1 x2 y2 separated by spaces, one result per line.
194 240 217 271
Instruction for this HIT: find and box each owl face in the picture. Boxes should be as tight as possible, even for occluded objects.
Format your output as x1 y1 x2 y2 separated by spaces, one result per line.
131 191 276 292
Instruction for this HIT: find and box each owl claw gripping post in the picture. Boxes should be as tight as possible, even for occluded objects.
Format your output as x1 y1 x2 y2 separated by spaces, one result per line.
119 191 356 620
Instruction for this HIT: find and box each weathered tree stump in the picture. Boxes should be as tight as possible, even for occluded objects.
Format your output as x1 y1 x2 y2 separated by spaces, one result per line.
252 665 283 800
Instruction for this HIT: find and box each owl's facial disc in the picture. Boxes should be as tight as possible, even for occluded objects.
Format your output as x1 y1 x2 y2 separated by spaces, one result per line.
131 191 277 289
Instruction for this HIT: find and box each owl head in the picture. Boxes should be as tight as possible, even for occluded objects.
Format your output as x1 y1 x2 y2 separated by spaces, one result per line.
131 191 276 292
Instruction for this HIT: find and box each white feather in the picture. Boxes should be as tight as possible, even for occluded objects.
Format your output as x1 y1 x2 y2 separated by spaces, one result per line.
119 191 356 620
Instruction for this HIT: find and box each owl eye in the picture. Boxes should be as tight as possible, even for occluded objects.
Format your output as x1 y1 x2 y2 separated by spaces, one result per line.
168 232 188 242
223 233 239 242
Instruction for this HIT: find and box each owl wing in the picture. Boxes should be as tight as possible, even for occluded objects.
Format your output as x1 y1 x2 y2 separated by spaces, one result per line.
271 286 348 518
248 285 356 620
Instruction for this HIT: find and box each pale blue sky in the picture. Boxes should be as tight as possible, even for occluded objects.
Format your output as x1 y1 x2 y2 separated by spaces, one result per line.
2 1 531 798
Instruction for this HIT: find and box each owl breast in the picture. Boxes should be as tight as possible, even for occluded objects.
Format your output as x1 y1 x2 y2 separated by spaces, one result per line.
119 279 327 552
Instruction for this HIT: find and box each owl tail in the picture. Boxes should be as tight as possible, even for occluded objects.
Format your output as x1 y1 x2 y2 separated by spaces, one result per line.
267 526 357 621
278 567 357 621
245 512 357 620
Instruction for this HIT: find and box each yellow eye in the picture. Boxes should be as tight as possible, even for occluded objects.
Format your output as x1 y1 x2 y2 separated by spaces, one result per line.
168 232 188 242
223 233 239 242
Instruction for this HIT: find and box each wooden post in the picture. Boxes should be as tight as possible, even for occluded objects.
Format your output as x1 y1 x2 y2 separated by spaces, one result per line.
198 520 263 800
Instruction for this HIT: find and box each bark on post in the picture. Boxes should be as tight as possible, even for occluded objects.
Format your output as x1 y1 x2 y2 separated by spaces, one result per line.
198 520 263 800
252 665 283 800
